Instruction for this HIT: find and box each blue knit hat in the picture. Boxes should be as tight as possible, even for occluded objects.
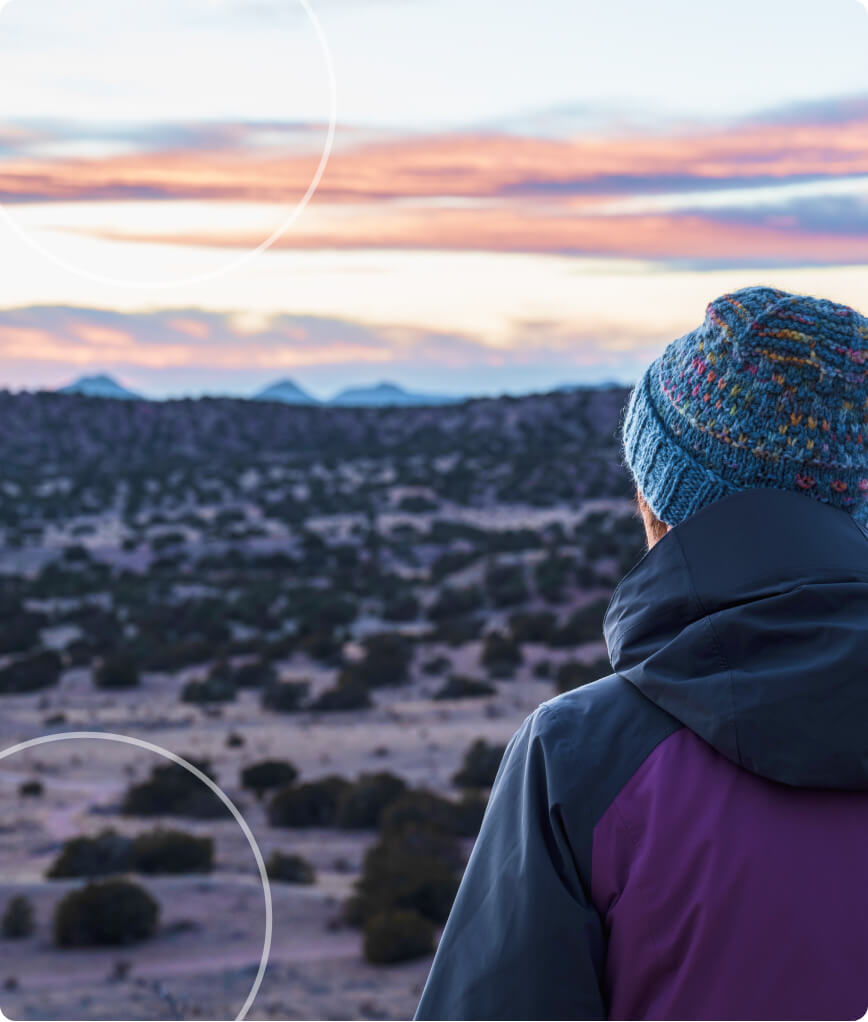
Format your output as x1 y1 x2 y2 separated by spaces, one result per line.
622 286 868 527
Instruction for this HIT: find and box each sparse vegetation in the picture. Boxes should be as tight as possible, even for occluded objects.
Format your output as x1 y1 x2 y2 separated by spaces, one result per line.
2 896 35 939
266 851 316 885
54 879 159 947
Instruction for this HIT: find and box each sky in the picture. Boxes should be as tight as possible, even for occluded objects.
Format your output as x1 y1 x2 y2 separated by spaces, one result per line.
1 0 868 398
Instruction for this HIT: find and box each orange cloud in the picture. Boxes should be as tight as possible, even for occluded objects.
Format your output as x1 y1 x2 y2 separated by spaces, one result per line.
2 115 868 206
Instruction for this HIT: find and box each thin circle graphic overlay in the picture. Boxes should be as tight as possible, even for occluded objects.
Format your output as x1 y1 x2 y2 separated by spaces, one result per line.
0 0 337 290
0 731 272 1022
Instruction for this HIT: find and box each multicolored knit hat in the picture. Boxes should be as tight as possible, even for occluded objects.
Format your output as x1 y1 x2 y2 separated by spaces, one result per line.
621 285 868 527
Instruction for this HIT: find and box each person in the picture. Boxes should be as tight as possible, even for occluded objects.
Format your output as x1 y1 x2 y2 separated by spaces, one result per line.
415 286 868 1021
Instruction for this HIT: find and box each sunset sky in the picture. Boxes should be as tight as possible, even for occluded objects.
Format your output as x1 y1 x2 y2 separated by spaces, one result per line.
1 0 868 398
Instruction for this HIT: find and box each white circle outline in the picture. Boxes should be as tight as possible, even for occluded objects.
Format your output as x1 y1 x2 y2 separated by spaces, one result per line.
0 730 272 1022
0 0 338 290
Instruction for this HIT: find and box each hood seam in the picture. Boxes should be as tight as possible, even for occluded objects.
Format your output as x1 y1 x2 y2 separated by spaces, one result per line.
671 529 744 769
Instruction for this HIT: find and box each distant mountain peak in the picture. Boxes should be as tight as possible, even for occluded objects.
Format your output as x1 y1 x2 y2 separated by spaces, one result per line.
254 378 319 405
329 381 459 407
58 374 141 400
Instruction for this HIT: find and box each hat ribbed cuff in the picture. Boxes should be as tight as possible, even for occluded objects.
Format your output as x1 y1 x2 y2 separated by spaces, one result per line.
622 363 736 528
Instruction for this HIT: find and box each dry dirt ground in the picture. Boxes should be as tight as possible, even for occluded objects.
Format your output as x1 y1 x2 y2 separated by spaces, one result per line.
0 641 589 1021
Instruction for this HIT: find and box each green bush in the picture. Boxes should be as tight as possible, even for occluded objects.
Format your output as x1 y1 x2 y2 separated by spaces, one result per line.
349 633 413 689
181 674 236 704
345 828 461 927
381 789 486 839
363 909 434 964
232 659 277 689
308 677 371 712
480 631 523 679
335 772 408 830
420 654 451 676
121 760 225 819
0 650 62 694
267 776 352 828
432 675 495 701
265 851 316 885
508 610 557 644
54 879 158 947
382 593 420 622
555 656 611 693
18 779 43 798
261 680 310 713
130 829 213 874
550 598 610 647
2 895 34 939
484 561 528 608
241 760 299 798
428 586 484 622
452 739 506 790
47 830 132 879
94 653 140 690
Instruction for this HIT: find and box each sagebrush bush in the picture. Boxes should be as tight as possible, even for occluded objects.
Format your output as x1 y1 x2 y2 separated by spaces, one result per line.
2 895 34 939
241 760 299 798
94 653 140 690
47 829 132 879
54 879 159 947
381 789 485 839
265 850 316 885
433 675 495 701
130 829 213 874
555 656 611 693
363 908 434 964
452 739 506 790
345 827 461 927
121 760 225 819
261 680 310 713
335 772 408 830
267 776 351 828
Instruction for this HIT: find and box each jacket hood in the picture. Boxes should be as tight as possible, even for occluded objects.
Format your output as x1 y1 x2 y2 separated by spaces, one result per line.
604 486 868 790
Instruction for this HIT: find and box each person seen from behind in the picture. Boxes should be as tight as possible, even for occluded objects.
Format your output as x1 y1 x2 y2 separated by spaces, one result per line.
415 285 868 1021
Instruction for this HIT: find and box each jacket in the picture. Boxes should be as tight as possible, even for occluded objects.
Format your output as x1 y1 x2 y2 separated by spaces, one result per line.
415 486 868 1020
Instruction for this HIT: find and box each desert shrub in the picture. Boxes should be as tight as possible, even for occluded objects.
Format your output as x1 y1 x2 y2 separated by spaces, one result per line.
484 561 528 608
349 633 413 689
428 586 484 622
308 677 371 712
363 908 434 964
130 829 213 874
382 593 420 622
241 760 299 798
121 760 225 820
381 789 485 839
432 675 495 701
2 896 34 939
54 879 158 947
335 772 408 830
94 652 140 690
433 616 484 646
181 674 236 705
533 658 553 679
18 779 43 798
261 680 309 713
142 638 212 671
47 830 132 879
508 610 557 644
555 656 611 693
420 654 451 676
534 555 574 603
452 739 506 790
267 776 352 828
0 607 46 655
397 495 437 513
550 598 610 647
265 851 316 885
480 631 523 679
345 828 461 927
0 650 62 694
232 659 277 689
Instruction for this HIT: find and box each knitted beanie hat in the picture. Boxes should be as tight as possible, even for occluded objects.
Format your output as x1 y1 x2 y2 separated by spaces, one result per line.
621 285 868 528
